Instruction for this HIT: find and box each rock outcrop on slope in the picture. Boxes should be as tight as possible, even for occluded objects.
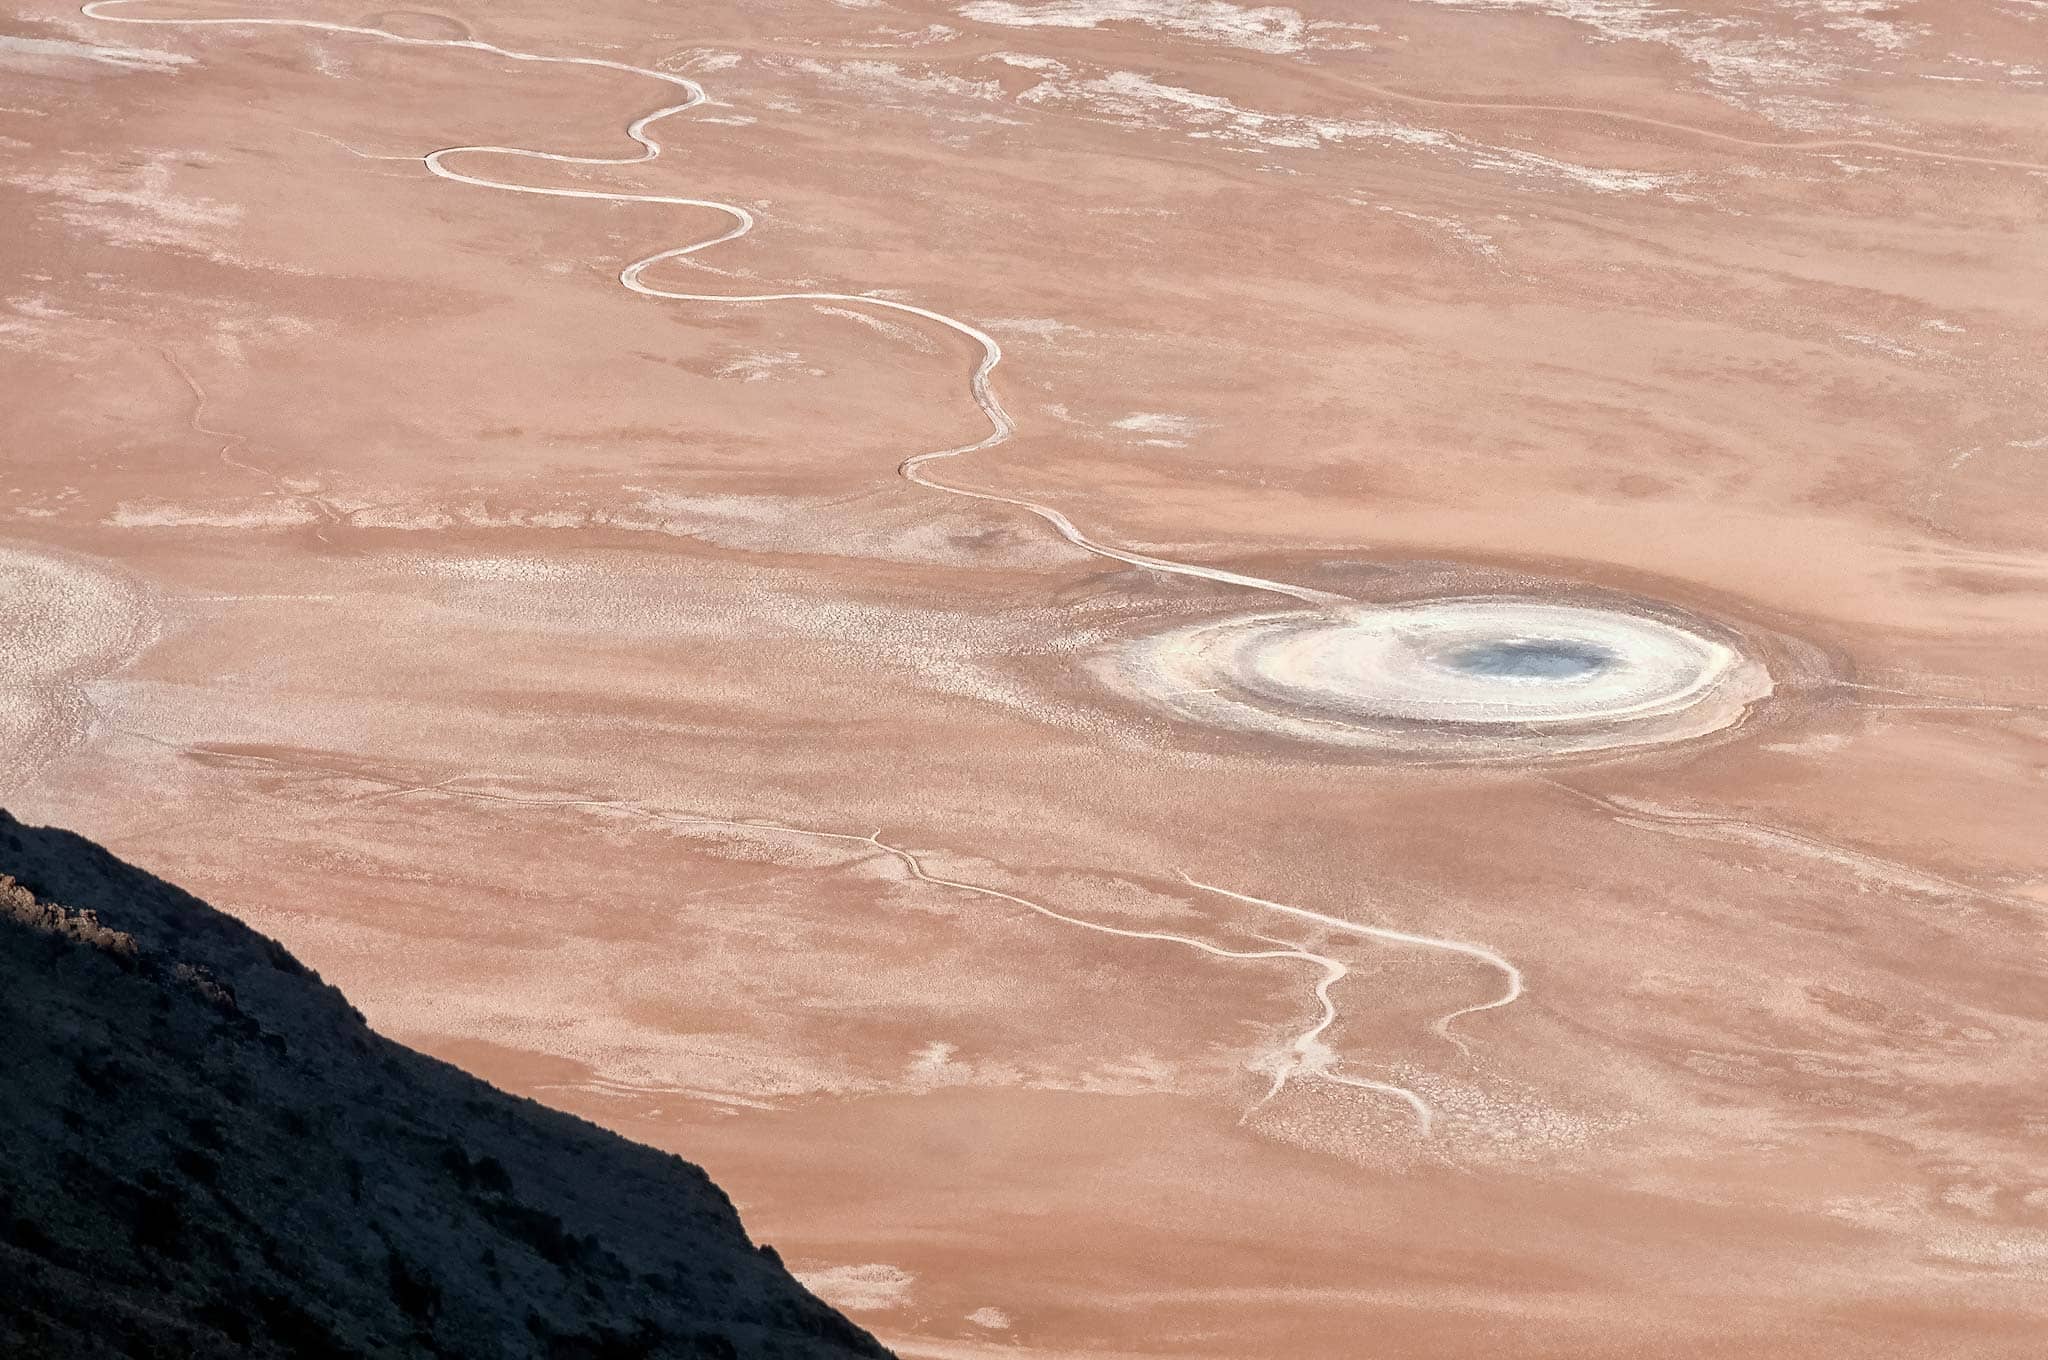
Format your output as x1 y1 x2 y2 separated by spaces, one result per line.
0 809 892 1360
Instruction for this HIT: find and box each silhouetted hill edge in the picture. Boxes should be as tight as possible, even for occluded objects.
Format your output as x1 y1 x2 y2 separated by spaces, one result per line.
0 808 894 1360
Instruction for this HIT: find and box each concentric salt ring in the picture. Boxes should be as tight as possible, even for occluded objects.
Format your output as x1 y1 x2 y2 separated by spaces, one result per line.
1098 596 1774 760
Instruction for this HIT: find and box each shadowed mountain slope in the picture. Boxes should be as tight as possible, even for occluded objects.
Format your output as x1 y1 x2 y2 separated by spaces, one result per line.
0 809 892 1360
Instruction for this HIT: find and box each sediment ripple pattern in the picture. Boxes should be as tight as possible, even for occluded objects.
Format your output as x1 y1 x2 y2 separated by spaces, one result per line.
1106 598 1773 759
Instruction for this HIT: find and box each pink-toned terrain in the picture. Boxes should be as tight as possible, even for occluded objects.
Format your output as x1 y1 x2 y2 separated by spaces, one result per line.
5 1 2048 1355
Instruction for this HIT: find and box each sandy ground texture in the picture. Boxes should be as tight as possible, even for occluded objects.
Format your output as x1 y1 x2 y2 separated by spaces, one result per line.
6 0 2048 1354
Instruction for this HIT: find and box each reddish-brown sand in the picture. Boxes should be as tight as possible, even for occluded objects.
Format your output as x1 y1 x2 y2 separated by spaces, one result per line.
6 1 2048 1354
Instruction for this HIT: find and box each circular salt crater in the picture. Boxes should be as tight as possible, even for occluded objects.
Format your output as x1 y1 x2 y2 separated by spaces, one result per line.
1102 597 1773 761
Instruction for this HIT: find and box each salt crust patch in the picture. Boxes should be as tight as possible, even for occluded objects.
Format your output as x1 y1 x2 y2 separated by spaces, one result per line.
1355 198 1507 262
107 502 319 530
960 0 1317 54
714 349 826 381
9 152 242 258
659 49 741 74
870 24 965 47
1404 0 1930 130
784 56 1005 104
794 52 1674 193
904 1039 1178 1096
981 316 1085 338
102 488 1080 571
393 555 586 584
0 546 154 790
1016 68 1677 192
0 34 190 72
0 547 151 677
793 1263 915 1312
815 305 937 351
1112 411 1206 436
1823 1190 2048 1272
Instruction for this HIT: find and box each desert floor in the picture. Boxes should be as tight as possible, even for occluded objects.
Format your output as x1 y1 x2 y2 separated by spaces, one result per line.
6 0 2048 1354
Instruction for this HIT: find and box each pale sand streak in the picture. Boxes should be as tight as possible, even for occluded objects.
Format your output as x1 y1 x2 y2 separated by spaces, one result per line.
82 0 1339 606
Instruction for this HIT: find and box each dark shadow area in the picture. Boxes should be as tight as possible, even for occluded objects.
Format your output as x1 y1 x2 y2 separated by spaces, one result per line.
0 808 892 1360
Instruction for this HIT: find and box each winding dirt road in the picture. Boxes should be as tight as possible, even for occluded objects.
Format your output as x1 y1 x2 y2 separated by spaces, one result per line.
85 0 1345 607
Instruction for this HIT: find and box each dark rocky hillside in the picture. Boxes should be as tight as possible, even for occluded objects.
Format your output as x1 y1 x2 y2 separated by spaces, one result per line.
0 809 892 1360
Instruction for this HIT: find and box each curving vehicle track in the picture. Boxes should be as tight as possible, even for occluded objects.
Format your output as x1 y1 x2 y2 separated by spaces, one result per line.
82 0 1340 606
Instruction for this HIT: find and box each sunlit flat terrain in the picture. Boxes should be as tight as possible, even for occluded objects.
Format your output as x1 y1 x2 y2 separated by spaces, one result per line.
6 1 2048 1354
